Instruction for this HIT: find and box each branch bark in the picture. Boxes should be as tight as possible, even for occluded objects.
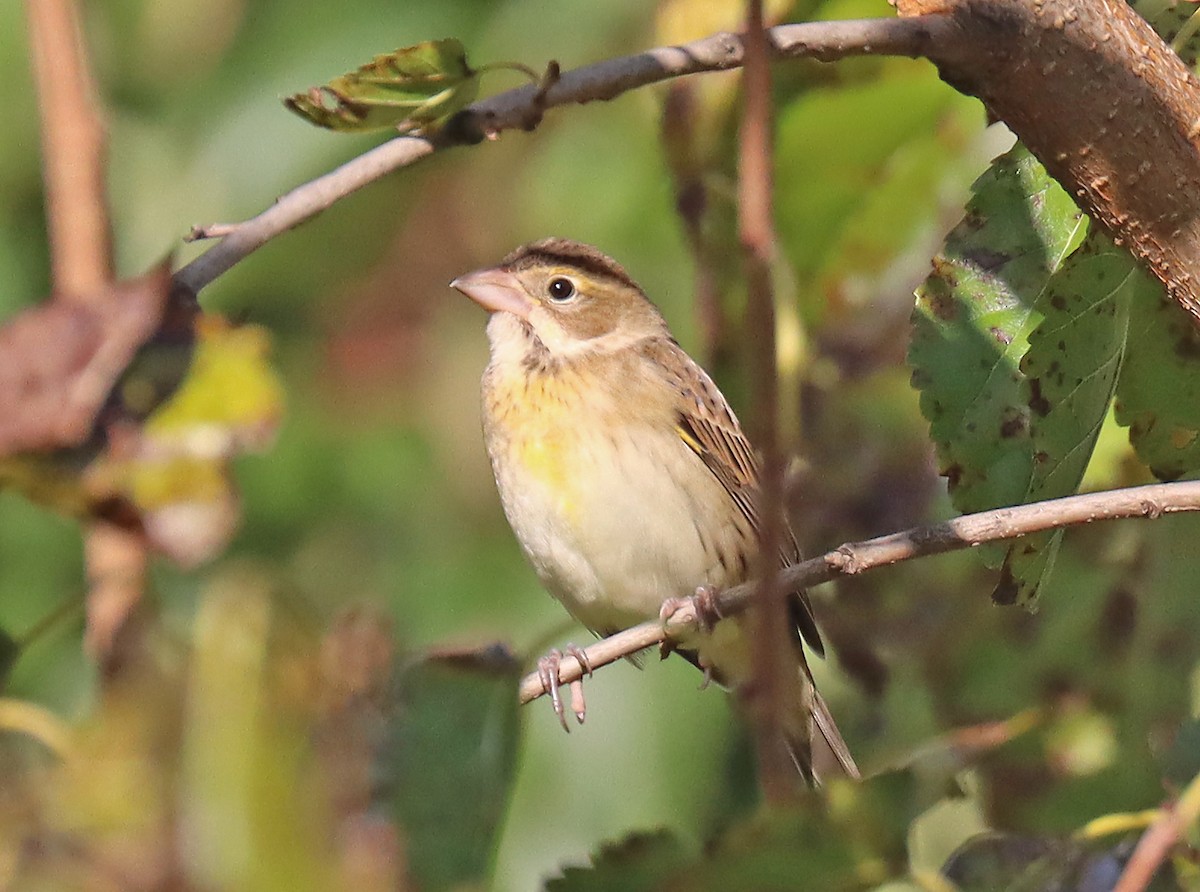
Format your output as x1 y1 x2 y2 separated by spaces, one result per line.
24 0 147 666
175 1 1200 331
903 0 1200 323
24 0 111 296
739 0 801 799
1113 767 1200 892
517 480 1200 705
172 16 946 295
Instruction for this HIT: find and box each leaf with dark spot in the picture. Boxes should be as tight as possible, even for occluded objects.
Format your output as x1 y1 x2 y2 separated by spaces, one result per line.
284 39 483 134
910 144 1085 555
996 236 1135 607
1115 282 1200 479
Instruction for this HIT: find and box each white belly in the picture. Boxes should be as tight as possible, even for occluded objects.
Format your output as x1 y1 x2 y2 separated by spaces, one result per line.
486 410 754 642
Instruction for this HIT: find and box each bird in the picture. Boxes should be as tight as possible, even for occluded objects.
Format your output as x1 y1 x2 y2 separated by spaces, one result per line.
451 237 858 784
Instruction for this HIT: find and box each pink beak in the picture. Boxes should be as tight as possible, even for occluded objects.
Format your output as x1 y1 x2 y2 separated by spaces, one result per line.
450 267 533 318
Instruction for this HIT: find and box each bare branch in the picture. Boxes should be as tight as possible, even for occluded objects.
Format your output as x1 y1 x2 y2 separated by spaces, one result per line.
172 16 947 295
24 0 147 668
24 0 111 297
1113 767 1200 892
739 0 800 799
174 0 1200 329
518 480 1200 705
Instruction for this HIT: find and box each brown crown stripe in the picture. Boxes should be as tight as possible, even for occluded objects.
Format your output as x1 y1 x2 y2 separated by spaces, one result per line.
501 238 641 292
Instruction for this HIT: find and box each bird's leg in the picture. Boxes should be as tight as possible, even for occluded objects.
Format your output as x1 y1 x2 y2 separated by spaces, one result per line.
536 644 592 732
658 584 724 659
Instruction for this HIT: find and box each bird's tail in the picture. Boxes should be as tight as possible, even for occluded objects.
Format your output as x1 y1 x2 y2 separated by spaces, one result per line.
810 688 860 782
786 670 860 786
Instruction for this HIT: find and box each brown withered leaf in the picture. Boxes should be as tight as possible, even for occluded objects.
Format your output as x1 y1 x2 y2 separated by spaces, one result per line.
0 260 174 456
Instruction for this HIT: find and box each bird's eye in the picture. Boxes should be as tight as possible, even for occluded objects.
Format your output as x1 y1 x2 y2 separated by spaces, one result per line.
547 277 576 301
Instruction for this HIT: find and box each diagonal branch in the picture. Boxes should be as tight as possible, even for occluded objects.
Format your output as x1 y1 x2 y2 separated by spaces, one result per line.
1113 767 1200 892
172 16 947 295
517 479 1200 705
175 0 1200 330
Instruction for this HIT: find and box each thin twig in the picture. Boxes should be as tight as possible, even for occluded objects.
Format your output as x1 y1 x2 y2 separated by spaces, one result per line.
24 0 147 667
172 16 948 295
24 0 111 296
1113 768 1200 892
739 0 798 800
518 479 1200 704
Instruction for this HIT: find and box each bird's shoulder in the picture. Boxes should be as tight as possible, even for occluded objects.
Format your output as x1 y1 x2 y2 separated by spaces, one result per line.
634 337 762 497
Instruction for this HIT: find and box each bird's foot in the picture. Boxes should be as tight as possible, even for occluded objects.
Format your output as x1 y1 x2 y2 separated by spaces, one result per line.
537 644 593 732
658 584 724 660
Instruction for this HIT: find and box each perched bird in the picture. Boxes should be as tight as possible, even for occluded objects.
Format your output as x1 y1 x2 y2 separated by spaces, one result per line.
451 238 858 783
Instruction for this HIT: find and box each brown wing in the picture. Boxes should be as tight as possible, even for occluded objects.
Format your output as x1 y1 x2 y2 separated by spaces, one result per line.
642 339 825 658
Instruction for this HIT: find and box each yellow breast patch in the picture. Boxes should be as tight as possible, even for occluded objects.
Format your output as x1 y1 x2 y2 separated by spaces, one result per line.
489 367 586 521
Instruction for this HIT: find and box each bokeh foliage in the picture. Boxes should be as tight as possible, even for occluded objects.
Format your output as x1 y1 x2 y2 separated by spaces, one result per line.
2 0 1199 889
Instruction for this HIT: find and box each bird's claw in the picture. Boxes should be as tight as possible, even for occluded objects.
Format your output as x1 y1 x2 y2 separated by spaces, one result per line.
658 585 723 660
537 645 591 732
659 584 723 632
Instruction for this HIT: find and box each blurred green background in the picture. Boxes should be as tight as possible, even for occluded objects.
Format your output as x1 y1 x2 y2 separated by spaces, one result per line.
5 0 1200 889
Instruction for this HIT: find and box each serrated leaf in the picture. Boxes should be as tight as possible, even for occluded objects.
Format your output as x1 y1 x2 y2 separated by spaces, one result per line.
284 39 480 133
385 643 522 890
547 831 691 892
910 145 1086 532
993 238 1134 606
1114 282 1200 480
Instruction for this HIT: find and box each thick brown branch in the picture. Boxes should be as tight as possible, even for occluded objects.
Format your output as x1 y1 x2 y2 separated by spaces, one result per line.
903 0 1200 325
518 480 1200 704
172 16 947 295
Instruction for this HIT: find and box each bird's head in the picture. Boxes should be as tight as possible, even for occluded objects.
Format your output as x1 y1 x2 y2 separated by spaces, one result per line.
451 239 668 361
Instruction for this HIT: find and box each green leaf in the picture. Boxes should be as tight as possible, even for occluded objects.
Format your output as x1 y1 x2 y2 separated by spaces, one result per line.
284 39 480 133
909 145 1086 528
550 772 922 892
385 643 522 890
942 832 1178 892
1160 717 1200 788
941 833 1062 891
546 831 692 892
993 237 1135 606
1114 283 1200 480
907 789 989 878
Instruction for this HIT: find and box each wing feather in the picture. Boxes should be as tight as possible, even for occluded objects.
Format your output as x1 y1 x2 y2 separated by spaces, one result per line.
643 339 825 657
